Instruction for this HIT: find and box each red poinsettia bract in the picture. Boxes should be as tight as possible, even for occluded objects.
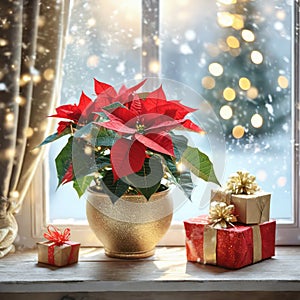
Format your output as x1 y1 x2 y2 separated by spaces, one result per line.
96 84 204 181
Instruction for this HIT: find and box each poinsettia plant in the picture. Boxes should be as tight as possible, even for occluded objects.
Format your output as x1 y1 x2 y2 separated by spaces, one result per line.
41 79 220 202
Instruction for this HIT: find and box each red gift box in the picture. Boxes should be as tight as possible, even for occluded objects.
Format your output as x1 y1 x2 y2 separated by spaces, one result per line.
184 215 276 269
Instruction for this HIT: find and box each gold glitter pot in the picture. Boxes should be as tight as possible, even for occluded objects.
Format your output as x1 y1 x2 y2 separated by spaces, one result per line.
86 186 173 259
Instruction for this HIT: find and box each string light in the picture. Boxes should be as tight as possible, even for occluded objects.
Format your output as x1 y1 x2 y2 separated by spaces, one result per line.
239 77 251 90
223 87 236 101
208 62 224 76
251 50 263 64
226 36 240 49
251 113 263 128
232 125 245 139
247 86 259 99
278 75 289 89
201 76 216 89
241 29 255 42
220 105 233 120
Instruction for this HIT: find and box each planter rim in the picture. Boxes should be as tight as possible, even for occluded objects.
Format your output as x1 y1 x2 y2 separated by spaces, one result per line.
87 184 174 201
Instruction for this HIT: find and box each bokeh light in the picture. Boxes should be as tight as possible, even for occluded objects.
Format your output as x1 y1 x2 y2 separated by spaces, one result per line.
232 125 245 139
208 62 224 76
220 105 233 120
223 87 236 101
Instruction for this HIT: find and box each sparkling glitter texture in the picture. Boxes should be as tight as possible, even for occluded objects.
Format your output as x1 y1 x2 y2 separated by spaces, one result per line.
184 215 276 269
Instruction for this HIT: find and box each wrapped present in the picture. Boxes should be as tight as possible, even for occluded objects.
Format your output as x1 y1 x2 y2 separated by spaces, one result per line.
37 225 80 267
184 215 276 269
211 171 271 224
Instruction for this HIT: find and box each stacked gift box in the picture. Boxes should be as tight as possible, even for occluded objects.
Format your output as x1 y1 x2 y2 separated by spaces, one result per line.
184 171 276 269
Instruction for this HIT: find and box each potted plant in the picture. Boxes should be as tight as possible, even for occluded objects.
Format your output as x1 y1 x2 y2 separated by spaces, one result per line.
41 79 220 258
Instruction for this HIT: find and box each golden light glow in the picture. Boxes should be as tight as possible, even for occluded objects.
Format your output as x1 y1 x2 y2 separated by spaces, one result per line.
277 176 287 187
153 35 160 46
176 162 185 173
87 55 100 68
226 36 240 49
0 38 7 46
38 16 46 27
134 73 143 80
276 10 286 21
15 96 26 106
247 86 259 99
278 75 289 89
149 60 160 74
33 74 41 84
25 127 34 138
5 112 14 129
251 113 263 128
220 105 233 120
208 62 224 76
43 68 54 81
6 112 14 122
239 77 251 90
232 14 244 30
217 0 237 4
206 43 220 57
20 74 31 87
232 125 245 139
251 50 263 64
87 18 96 27
9 190 19 199
202 76 216 89
218 39 230 52
241 29 255 42
223 87 236 101
229 48 241 57
217 12 234 28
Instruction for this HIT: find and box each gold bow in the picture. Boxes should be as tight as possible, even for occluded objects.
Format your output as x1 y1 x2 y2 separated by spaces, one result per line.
209 201 237 229
225 171 260 195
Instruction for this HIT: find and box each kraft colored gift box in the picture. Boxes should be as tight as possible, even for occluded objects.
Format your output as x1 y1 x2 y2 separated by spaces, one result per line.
183 215 276 269
211 189 271 224
37 241 80 267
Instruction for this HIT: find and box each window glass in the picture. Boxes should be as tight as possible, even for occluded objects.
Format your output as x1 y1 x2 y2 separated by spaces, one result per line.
48 0 142 221
48 0 293 223
160 0 293 221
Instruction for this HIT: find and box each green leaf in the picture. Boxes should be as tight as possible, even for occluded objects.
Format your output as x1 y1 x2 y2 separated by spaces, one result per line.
176 169 194 200
73 176 94 198
74 123 99 140
181 146 220 186
125 157 164 200
101 171 130 203
95 155 111 170
160 154 194 200
95 130 119 147
170 133 188 160
38 128 71 147
55 137 73 187
102 102 126 111
162 155 180 180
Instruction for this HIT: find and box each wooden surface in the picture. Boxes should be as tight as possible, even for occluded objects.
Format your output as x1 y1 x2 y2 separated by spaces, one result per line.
0 246 299 297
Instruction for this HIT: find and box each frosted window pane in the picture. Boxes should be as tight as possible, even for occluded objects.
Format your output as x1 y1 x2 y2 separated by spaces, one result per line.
160 0 293 220
48 0 141 221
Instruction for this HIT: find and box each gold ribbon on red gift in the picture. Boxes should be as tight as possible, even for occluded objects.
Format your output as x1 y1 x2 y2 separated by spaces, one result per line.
44 225 76 265
203 223 263 265
208 201 237 229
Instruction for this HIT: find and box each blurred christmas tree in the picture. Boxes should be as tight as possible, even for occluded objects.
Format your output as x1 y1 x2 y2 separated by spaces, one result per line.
201 0 291 142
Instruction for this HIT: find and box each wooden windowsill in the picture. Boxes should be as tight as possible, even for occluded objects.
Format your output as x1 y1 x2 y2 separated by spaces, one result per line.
0 246 299 299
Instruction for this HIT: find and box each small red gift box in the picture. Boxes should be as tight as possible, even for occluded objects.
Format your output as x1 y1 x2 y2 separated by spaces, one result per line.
37 226 80 267
184 215 276 269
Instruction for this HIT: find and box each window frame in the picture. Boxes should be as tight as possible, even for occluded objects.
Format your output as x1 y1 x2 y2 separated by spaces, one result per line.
16 0 300 247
